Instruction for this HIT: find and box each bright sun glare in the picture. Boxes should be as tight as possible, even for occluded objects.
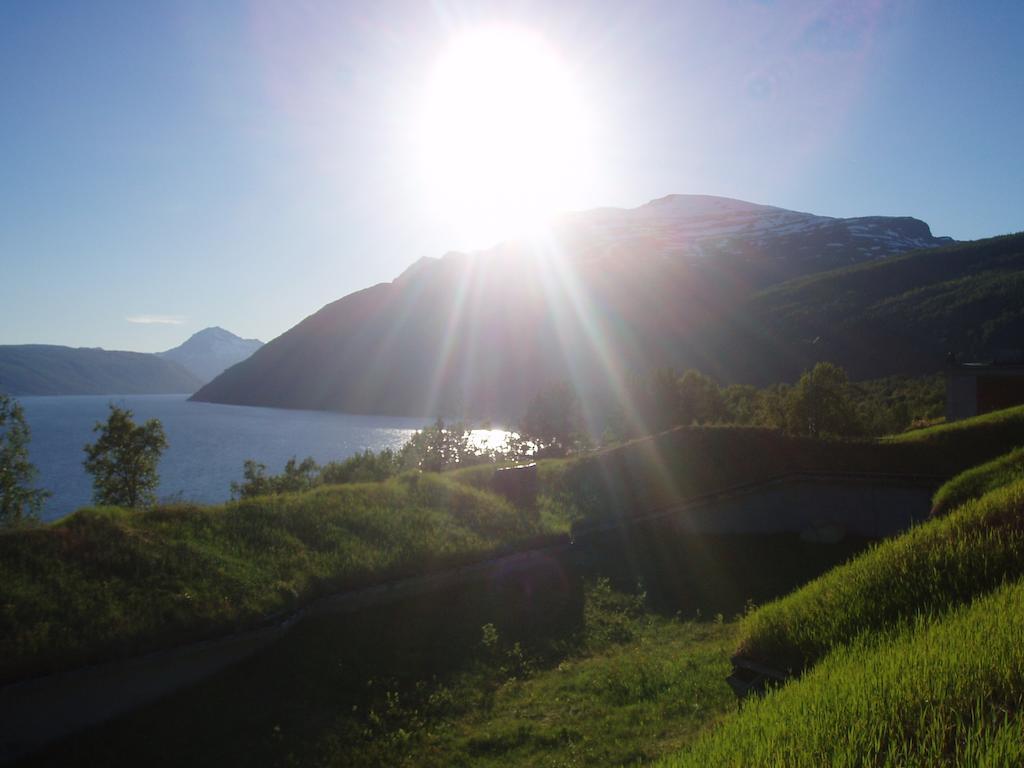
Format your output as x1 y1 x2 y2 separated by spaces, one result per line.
416 25 595 246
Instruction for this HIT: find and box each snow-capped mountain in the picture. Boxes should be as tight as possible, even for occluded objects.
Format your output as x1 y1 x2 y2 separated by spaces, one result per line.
558 195 952 278
159 327 263 384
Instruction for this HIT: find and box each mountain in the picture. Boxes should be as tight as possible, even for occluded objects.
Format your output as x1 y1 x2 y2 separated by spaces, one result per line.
192 195 960 419
696 232 1024 385
556 195 952 285
0 346 203 396
158 327 263 384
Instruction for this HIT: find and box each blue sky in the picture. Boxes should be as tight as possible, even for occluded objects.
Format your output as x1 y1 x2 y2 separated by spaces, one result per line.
2 1 1022 351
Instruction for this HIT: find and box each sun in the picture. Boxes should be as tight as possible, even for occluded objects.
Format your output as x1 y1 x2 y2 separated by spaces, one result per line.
415 25 595 247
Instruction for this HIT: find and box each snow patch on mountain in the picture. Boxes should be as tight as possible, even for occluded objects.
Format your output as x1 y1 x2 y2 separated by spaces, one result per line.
556 194 952 267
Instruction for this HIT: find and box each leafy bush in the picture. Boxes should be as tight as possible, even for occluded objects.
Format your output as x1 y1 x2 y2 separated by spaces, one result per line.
733 479 1024 673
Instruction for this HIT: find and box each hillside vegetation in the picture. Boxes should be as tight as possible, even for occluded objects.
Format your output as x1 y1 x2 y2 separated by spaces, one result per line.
6 405 1024 685
20 578 745 768
0 473 567 684
932 446 1024 516
703 232 1024 384
664 577 1024 767
733 479 1024 673
661 445 1024 765
505 409 1024 529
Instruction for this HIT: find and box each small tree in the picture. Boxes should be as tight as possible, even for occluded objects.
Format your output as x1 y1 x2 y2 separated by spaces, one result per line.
83 404 167 508
0 394 49 525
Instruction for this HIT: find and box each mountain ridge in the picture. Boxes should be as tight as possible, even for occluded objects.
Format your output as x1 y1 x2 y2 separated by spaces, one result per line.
0 345 202 396
192 195 965 418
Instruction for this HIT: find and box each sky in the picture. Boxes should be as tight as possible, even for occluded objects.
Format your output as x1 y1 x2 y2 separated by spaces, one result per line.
2 0 1022 352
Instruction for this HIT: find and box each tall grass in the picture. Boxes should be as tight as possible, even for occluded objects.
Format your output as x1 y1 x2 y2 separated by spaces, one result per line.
0 472 571 684
734 479 1024 673
932 447 1024 516
887 403 1024 447
662 578 1024 768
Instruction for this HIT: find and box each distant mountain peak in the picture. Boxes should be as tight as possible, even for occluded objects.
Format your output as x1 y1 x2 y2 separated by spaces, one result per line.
187 326 262 344
158 327 263 384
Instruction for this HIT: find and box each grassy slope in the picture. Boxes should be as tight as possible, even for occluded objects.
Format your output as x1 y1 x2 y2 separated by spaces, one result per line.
663 578 1024 768
6 404 1024 684
665 452 1024 765
0 473 568 684
19 580 738 768
733 479 1024 673
931 446 1024 516
888 402 1024 447
462 410 1024 530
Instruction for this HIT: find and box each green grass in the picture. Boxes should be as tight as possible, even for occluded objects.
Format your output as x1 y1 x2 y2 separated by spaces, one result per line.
662 577 1024 768
0 472 572 684
20 579 738 768
521 411 1024 530
443 618 735 767
733 478 1024 674
887 403 1024 447
9 404 1022 685
932 447 1024 516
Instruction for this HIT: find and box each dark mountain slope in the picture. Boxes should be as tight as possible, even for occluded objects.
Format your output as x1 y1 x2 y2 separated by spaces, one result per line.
193 196 963 419
697 233 1024 384
0 346 203 396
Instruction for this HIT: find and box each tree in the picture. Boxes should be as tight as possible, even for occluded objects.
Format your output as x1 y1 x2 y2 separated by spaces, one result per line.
0 394 49 525
83 404 167 508
520 382 584 457
401 419 476 472
787 362 861 438
649 367 682 430
721 383 761 425
677 369 725 425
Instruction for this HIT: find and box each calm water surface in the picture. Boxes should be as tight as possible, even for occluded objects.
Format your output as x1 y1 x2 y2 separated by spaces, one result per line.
19 395 439 521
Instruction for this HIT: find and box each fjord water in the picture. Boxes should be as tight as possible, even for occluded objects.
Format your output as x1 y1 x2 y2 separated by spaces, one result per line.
19 395 432 521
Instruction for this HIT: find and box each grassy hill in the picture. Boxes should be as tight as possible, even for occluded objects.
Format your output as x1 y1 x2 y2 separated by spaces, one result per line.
6 406 1024 688
733 479 1024 674
5 407 1024 764
661 469 1024 766
0 474 567 684
664 575 1024 767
